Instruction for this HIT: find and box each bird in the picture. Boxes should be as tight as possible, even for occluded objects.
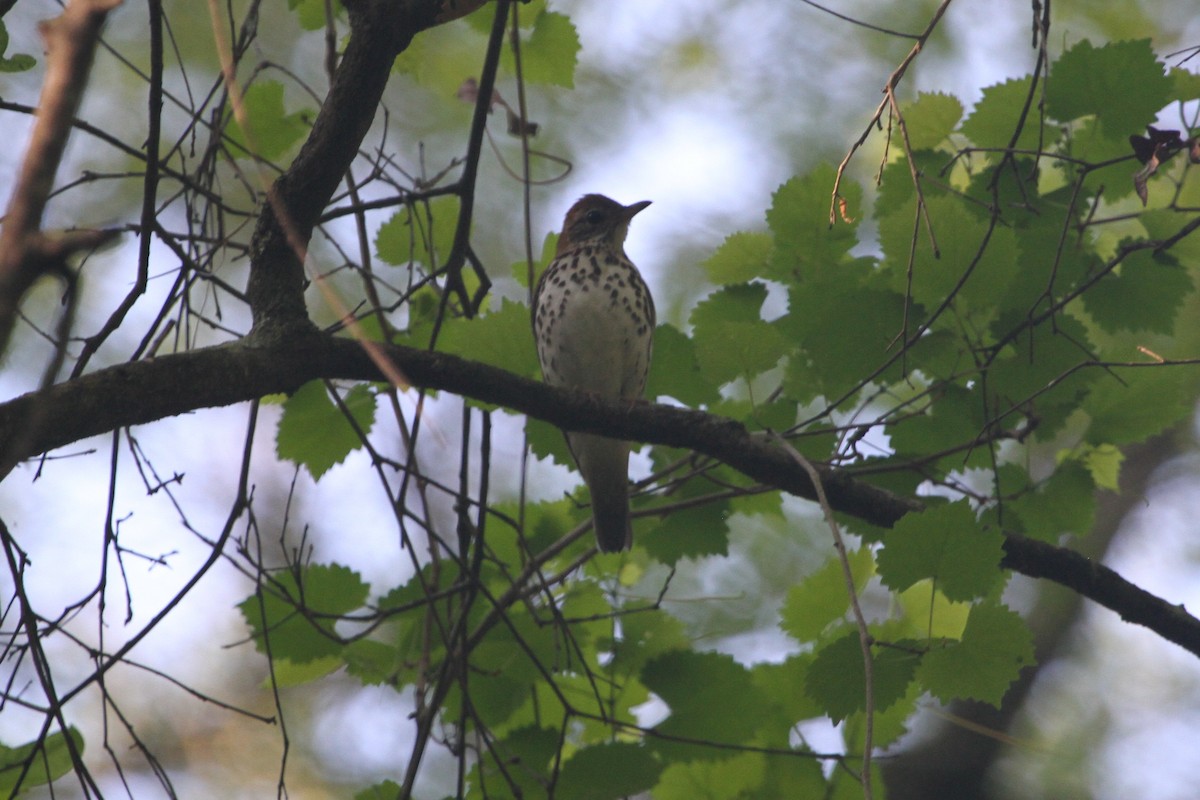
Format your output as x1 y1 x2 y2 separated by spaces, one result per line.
532 194 655 552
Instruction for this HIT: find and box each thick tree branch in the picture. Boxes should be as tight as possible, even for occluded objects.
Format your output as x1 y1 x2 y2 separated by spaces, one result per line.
1 331 1199 657
0 0 122 352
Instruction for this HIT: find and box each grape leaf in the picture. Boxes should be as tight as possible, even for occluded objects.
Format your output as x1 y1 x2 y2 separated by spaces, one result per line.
876 501 1005 602
556 742 662 799
1047 39 1171 135
918 602 1035 704
903 92 963 150
805 630 921 722
226 81 312 162
642 651 770 760
238 563 369 663
780 548 875 642
277 381 377 479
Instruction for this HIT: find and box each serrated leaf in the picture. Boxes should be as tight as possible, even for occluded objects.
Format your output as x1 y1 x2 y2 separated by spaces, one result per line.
645 323 717 405
647 496 731 564
888 385 989 473
472 726 558 797
355 780 403 800
1085 365 1199 445
897 582 971 639
1081 443 1123 491
556 742 662 799
917 602 1035 705
1047 40 1171 135
269 655 342 687
702 231 774 284
878 193 1018 328
513 232 557 289
277 381 377 479
689 284 790 386
1083 248 1192 334
984 315 1097 438
961 77 1056 155
642 651 770 759
804 631 921 723
344 639 404 686
375 196 460 268
767 164 862 279
784 282 907 402
503 11 580 88
1008 459 1095 541
439 299 540 378
655 752 777 800
392 19 486 97
287 0 334 30
226 81 312 162
876 501 1005 602
780 548 875 642
902 92 963 150
238 563 368 663
749 654 824 728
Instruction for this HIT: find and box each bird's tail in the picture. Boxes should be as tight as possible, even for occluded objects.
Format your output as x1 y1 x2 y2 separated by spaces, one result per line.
569 432 632 552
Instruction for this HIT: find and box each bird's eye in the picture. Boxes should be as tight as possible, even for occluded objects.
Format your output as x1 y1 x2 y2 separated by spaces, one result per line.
584 209 604 225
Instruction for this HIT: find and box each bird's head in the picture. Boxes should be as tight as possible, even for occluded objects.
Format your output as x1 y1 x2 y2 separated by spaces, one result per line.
556 194 651 256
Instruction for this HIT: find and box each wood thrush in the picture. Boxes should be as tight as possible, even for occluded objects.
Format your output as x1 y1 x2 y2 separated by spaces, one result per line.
532 194 655 552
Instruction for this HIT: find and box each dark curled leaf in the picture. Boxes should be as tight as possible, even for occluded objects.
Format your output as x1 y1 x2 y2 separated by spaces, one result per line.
1129 127 1187 204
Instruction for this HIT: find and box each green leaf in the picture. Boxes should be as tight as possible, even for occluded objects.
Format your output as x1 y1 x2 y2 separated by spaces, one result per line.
645 323 718 406
878 193 1019 329
642 651 770 760
1085 364 1199 445
767 164 862 280
655 752 781 800
439 299 540 379
238 563 368 663
1081 443 1123 491
702 231 774 284
375 196 460 268
503 11 580 88
226 81 312 161
1083 248 1193 334
472 727 558 797
749 654 824 730
888 385 990 473
783 283 907 402
344 639 405 686
556 742 662 799
647 483 731 564
392 19 487 98
902 92 963 150
0 727 84 796
876 501 1005 602
1007 460 1095 541
1168 66 1200 103
917 602 1035 705
689 284 790 386
0 24 34 73
897 582 971 639
277 381 377 480
961 77 1056 155
984 314 1097 438
287 0 335 31
526 414 574 465
780 548 875 642
1046 39 1171 135
805 631 921 722
355 780 403 800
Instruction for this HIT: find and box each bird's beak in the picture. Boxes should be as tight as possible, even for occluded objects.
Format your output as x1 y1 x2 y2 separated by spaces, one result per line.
622 200 652 220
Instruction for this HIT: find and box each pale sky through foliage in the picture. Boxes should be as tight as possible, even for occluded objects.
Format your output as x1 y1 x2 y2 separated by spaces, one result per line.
1 1 1200 797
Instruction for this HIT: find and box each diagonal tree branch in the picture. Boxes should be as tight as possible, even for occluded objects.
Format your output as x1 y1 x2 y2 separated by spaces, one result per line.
1 331 1199 657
